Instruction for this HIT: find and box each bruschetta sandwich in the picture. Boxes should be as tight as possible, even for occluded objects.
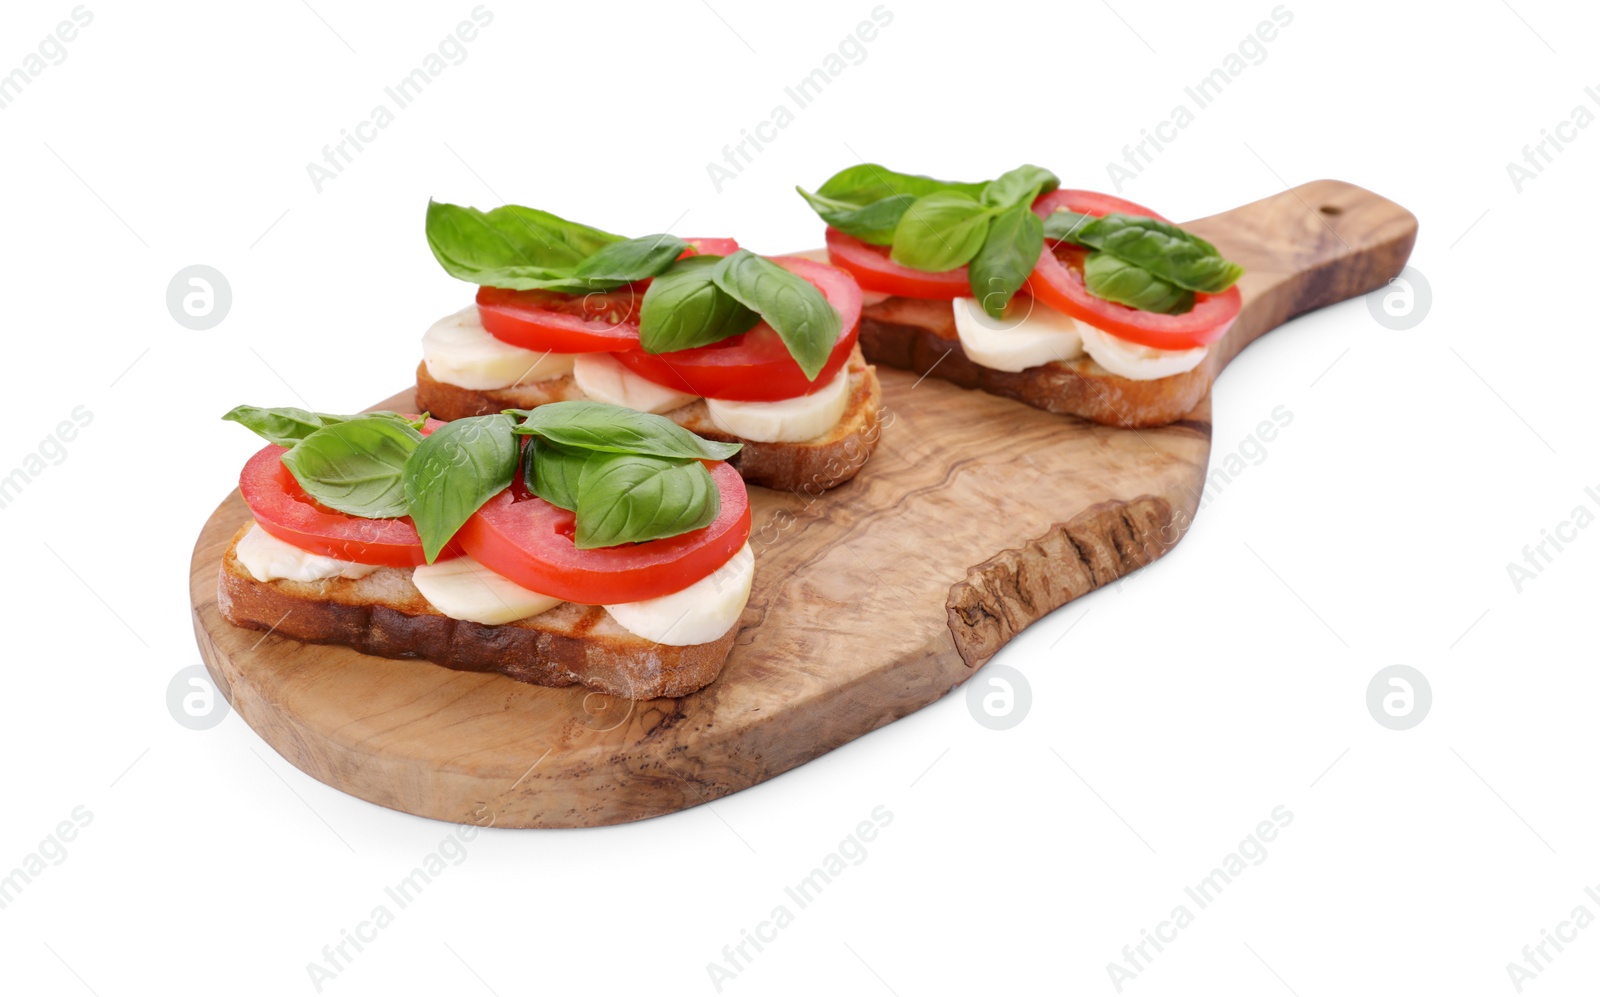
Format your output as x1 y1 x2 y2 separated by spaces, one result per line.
798 164 1245 428
216 401 757 699
415 201 881 491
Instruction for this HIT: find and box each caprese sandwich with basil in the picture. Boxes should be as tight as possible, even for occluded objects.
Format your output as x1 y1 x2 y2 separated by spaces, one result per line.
799 164 1245 428
415 200 881 491
216 400 758 699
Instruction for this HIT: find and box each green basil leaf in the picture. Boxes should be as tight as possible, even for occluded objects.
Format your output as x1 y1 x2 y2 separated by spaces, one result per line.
815 163 987 205
425 200 622 290
890 192 994 272
280 415 423 519
710 250 841 381
522 436 590 512
1042 209 1097 247
979 164 1059 209
222 405 336 447
573 453 718 550
795 188 916 245
968 202 1044 319
638 255 761 354
533 233 690 293
1082 252 1196 315
401 414 518 563
513 400 742 461
1077 213 1244 293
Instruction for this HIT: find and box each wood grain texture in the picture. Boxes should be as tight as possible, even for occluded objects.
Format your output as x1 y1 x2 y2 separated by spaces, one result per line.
189 180 1416 828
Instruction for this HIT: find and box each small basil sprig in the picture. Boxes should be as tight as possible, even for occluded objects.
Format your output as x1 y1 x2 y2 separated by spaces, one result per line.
800 164 1060 318
426 201 690 293
1043 209 1244 315
402 414 520 562
638 251 841 381
222 405 423 448
279 416 424 519
511 402 740 550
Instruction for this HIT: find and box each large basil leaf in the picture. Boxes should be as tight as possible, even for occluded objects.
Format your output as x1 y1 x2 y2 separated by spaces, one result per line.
523 436 590 512
968 202 1044 319
573 453 719 550
890 192 994 273
223 405 338 447
979 164 1059 209
710 250 840 381
279 415 423 519
1077 213 1243 293
1082 252 1196 315
795 188 916 246
638 255 760 354
815 163 987 205
425 200 622 290
402 414 518 562
536 233 690 293
1042 209 1098 247
513 400 743 460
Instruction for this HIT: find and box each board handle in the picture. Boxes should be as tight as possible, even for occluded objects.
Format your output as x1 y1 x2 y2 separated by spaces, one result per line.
1186 179 1418 371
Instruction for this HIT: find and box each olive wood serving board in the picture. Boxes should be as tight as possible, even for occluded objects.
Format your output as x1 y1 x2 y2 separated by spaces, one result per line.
190 180 1417 827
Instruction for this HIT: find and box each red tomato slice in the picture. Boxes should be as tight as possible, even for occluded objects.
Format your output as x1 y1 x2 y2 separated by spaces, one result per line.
239 419 457 567
611 256 862 401
474 238 741 354
1028 190 1241 352
825 227 970 299
456 462 752 605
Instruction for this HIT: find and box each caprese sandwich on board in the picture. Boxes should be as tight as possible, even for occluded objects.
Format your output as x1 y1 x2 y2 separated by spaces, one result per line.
216 400 757 699
415 200 881 491
799 164 1245 428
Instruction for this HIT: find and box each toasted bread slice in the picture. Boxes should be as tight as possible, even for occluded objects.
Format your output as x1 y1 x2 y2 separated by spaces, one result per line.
857 296 1211 429
416 344 883 493
216 524 738 699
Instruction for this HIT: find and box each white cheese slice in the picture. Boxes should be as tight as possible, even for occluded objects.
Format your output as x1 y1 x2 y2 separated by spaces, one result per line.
572 351 699 414
604 542 754 646
235 524 381 583
704 367 851 443
1077 321 1209 380
952 296 1084 372
411 555 563 626
422 306 578 390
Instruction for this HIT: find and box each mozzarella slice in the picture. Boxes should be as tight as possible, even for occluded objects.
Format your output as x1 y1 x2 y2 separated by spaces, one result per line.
572 352 698 414
704 368 851 443
235 524 381 583
952 296 1084 372
1077 321 1209 380
411 555 563 626
605 543 754 646
422 306 578 390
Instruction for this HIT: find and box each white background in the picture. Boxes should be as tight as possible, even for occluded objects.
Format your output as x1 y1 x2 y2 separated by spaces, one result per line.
2 0 1596 994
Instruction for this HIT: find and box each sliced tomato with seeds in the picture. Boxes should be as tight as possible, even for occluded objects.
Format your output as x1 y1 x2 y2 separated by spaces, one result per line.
457 461 751 605
238 418 456 567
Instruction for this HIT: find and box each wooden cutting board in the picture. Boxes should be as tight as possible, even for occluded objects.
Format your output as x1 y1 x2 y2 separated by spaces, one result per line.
190 180 1416 828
